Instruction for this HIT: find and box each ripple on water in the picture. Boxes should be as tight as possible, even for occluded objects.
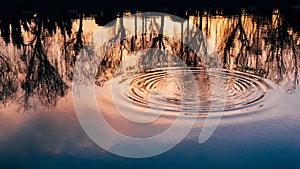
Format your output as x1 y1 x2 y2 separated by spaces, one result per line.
110 67 278 118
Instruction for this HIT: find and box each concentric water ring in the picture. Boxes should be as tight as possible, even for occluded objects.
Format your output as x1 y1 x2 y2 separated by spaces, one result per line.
112 67 275 117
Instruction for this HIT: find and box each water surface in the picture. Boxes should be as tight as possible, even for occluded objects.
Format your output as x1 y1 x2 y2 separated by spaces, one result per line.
0 8 300 168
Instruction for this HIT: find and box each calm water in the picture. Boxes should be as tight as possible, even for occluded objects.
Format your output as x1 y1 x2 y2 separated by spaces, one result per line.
1 8 300 168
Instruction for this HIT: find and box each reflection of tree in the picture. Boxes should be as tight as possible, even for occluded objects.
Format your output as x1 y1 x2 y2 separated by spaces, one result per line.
95 15 127 86
217 9 299 93
74 13 84 56
21 18 68 109
63 13 84 80
264 12 286 75
263 10 299 93
223 12 250 69
142 16 167 67
0 52 18 104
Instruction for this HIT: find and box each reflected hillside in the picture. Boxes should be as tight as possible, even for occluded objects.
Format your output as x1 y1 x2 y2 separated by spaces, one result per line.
0 9 299 110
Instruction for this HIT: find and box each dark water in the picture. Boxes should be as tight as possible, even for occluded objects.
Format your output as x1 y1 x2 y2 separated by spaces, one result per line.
0 7 300 169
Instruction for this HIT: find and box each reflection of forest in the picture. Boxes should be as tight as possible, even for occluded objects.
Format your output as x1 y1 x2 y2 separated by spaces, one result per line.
0 9 299 109
96 9 300 93
0 14 83 109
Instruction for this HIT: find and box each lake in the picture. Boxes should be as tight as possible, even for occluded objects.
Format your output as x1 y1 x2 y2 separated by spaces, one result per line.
0 6 300 169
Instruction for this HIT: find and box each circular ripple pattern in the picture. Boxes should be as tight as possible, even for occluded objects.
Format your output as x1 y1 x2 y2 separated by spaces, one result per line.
112 67 275 116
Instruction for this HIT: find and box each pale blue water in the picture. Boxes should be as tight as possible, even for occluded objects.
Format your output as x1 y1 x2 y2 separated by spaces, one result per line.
1 96 300 169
